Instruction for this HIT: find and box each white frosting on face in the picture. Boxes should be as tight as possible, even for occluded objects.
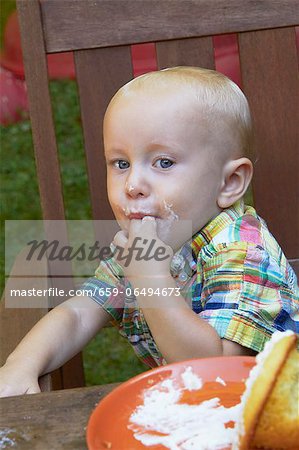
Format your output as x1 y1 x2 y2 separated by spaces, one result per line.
119 199 181 245
126 182 135 193
155 200 180 243
122 205 129 216
118 196 193 251
122 206 154 216
162 200 179 221
121 200 179 220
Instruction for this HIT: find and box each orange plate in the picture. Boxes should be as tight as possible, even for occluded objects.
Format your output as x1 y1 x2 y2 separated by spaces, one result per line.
86 356 255 450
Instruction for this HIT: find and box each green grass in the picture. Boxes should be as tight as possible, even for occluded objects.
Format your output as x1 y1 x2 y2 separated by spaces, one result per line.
83 327 149 385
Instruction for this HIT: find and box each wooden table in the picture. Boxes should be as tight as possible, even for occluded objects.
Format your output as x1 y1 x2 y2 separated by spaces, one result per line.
0 383 119 449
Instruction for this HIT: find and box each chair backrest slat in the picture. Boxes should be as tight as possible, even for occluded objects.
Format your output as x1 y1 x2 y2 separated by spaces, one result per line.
239 27 299 258
40 0 299 53
74 46 133 220
18 0 65 220
156 37 215 69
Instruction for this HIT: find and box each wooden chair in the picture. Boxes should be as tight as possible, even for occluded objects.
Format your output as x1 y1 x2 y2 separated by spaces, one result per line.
1 0 298 390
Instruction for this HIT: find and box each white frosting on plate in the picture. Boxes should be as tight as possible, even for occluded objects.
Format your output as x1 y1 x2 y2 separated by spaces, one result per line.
181 366 203 391
128 366 241 450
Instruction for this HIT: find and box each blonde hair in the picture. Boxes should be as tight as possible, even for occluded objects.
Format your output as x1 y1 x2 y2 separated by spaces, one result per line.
110 66 253 156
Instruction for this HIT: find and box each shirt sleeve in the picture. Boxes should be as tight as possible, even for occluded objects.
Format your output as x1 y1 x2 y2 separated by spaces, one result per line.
80 257 126 322
198 241 299 352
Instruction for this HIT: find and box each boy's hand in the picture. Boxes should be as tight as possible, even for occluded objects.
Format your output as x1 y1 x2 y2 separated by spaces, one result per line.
0 360 40 397
113 217 173 281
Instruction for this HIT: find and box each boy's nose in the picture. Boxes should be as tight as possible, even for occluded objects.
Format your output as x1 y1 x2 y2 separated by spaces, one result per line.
125 171 150 198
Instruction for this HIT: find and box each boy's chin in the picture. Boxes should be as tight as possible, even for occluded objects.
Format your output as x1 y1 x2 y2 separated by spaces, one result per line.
156 218 192 250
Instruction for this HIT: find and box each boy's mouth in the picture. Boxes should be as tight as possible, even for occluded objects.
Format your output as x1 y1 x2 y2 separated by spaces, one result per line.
122 202 178 222
127 212 158 220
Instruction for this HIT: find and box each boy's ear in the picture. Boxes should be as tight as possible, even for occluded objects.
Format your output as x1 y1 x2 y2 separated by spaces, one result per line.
217 157 253 209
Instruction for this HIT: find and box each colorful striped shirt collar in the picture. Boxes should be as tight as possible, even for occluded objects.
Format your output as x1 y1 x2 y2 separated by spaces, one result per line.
192 200 245 255
171 200 245 278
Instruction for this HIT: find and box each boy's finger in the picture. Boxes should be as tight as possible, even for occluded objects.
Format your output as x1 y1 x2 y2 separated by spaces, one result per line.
141 216 157 235
130 216 157 238
128 219 142 236
113 230 128 249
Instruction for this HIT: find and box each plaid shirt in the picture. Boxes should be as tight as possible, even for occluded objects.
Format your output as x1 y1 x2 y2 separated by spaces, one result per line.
82 201 299 367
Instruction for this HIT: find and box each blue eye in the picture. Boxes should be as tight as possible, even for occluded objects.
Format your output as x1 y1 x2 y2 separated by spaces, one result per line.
155 158 174 169
114 160 130 169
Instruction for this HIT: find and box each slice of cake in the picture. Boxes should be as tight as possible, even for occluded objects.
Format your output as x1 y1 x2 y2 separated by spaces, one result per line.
233 330 299 450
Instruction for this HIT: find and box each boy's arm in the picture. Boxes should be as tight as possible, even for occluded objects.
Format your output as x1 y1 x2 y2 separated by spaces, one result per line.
0 296 110 397
131 276 255 363
114 218 255 363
